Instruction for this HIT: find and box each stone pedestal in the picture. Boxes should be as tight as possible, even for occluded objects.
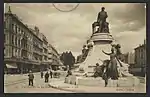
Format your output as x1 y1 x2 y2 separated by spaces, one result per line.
75 33 113 76
65 76 140 87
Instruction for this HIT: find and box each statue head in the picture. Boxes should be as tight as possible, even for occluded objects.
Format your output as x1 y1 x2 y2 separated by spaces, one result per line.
111 48 115 53
83 45 86 48
116 44 121 48
96 63 99 66
101 7 105 11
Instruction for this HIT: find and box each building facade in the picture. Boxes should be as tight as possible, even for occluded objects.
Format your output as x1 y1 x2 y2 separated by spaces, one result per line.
40 33 49 70
4 7 37 74
134 40 146 68
48 44 62 70
4 6 61 74
122 52 135 66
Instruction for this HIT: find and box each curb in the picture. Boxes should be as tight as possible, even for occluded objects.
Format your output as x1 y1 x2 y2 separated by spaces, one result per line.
48 83 86 93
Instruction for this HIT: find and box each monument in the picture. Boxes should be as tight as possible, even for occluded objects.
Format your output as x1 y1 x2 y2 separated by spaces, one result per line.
65 7 140 87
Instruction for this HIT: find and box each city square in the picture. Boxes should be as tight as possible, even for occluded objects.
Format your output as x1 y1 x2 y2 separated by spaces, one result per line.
4 3 146 93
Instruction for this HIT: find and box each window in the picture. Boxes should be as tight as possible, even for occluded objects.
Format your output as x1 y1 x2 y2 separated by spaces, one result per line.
12 35 14 45
15 37 17 46
15 25 17 33
18 27 20 33
12 23 14 32
4 34 5 43
4 21 6 29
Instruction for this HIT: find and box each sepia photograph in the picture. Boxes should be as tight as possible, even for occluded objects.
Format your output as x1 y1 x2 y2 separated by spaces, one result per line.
4 3 146 93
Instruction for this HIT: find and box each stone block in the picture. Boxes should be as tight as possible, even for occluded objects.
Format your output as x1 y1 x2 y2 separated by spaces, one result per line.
77 77 105 86
70 76 77 85
117 77 140 87
65 75 140 87
117 78 133 87
64 77 70 83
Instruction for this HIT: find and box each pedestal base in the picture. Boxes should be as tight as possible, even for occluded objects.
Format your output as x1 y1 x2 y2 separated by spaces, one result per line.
64 75 140 87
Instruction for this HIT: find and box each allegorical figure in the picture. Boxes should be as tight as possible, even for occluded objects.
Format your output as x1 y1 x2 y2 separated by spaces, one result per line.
102 46 119 80
97 7 108 33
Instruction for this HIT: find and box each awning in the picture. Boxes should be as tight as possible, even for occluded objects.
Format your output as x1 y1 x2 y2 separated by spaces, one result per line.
6 64 17 69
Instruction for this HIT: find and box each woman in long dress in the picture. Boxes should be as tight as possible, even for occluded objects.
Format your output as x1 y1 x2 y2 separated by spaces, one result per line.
102 47 119 80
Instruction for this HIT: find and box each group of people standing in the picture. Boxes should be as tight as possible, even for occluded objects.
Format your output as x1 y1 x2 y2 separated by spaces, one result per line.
28 70 53 86
41 70 53 83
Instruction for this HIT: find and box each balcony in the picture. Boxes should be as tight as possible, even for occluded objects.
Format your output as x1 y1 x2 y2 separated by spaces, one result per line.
43 44 48 49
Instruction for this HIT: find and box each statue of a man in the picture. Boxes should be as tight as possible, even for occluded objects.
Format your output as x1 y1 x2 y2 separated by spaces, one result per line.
97 7 108 32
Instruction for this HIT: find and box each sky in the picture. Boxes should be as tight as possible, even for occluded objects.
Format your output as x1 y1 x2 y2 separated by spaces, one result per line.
4 3 146 57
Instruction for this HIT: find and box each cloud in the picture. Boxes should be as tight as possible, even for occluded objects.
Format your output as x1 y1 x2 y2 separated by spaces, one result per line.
5 3 146 55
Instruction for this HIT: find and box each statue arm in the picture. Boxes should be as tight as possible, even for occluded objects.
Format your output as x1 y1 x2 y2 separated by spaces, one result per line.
102 50 111 55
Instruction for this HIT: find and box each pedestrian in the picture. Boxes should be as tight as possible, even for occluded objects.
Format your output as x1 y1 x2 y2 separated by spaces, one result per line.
45 71 49 83
50 70 53 78
66 70 72 77
101 60 110 87
28 71 34 86
41 71 43 78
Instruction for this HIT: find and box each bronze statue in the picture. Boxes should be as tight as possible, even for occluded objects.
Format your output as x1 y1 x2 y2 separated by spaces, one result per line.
97 7 108 33
102 46 119 80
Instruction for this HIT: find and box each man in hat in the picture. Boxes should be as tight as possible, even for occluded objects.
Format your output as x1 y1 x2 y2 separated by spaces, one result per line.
28 70 34 86
45 71 49 83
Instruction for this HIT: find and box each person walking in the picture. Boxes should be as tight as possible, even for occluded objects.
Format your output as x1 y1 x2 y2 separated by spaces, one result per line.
50 70 53 78
41 71 44 78
66 70 72 77
101 60 110 87
28 71 34 86
45 71 49 83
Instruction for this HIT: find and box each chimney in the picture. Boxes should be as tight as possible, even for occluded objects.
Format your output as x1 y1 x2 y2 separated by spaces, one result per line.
34 26 39 32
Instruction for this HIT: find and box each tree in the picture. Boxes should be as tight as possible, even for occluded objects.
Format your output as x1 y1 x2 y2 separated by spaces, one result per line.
60 51 75 70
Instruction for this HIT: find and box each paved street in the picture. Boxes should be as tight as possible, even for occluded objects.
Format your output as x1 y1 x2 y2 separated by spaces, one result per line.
4 72 146 93
4 72 74 93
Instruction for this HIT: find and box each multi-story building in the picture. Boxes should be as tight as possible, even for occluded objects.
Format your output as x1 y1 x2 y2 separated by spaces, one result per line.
29 27 43 71
4 6 61 74
48 44 62 70
134 40 146 68
123 52 135 66
4 6 37 74
41 33 49 70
